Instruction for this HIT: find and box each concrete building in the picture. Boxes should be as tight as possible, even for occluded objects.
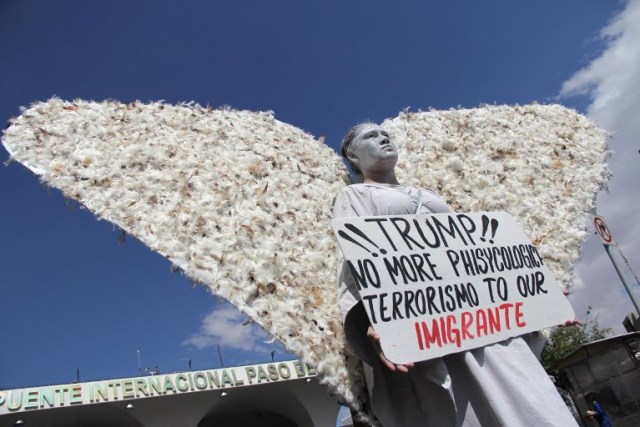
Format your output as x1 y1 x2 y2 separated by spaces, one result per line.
0 360 345 427
553 332 640 427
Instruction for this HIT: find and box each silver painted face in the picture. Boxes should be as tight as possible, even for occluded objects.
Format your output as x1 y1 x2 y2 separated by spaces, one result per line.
348 125 398 175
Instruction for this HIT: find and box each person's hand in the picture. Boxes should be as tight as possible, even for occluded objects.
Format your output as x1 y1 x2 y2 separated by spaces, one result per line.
561 318 582 327
366 325 414 373
559 289 581 326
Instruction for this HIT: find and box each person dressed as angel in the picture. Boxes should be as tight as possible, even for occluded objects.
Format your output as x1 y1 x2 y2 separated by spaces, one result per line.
333 122 578 426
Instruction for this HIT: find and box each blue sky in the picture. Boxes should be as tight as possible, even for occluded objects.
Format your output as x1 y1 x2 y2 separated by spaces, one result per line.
2 0 638 390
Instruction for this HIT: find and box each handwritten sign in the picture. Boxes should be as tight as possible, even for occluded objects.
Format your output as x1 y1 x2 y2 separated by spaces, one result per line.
332 212 574 364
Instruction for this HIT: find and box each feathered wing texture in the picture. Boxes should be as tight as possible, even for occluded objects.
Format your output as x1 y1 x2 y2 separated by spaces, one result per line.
2 98 364 410
384 105 609 289
2 99 609 417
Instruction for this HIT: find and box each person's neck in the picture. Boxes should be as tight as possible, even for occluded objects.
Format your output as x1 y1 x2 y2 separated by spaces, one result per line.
363 172 399 185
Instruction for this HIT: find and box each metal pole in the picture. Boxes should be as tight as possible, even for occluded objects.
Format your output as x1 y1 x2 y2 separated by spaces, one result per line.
217 344 224 368
137 350 141 375
605 244 640 315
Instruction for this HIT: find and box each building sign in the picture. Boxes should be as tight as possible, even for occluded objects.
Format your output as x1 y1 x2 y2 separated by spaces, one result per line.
332 212 575 364
0 360 316 415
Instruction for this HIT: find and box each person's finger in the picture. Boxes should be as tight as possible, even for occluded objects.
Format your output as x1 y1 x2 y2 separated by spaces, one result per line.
396 363 412 373
367 325 413 373
380 355 397 372
395 361 414 373
380 353 413 373
366 326 380 342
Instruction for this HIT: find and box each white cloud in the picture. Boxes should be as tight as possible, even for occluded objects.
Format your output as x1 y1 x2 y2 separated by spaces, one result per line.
183 303 272 353
561 0 640 332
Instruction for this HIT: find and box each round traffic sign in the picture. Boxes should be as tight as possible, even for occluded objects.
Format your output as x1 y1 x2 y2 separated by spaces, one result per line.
594 215 614 245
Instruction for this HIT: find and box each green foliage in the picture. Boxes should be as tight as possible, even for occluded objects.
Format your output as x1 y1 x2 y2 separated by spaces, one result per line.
541 306 614 369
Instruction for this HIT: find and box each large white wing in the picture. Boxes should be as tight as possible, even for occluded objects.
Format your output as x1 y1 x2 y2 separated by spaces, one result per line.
2 99 608 417
384 105 609 289
2 98 365 408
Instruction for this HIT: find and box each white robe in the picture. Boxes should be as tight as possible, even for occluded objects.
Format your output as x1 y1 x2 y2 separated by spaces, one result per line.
334 183 577 427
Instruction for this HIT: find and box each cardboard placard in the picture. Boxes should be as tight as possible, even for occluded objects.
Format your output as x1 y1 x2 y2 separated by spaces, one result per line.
332 212 574 364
